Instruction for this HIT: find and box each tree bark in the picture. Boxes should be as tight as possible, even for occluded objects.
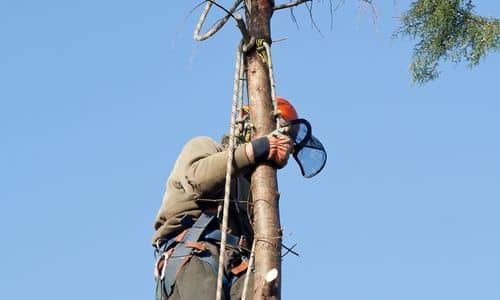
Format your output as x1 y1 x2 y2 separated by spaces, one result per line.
245 1 281 299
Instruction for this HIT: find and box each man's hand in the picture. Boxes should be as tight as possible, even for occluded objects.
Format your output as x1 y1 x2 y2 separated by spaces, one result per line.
246 133 293 168
267 134 292 168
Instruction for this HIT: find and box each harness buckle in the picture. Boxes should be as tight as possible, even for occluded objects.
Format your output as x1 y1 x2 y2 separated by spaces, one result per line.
154 251 170 280
160 252 169 280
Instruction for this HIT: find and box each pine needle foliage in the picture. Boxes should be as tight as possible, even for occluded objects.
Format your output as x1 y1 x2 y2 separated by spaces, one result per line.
396 0 500 84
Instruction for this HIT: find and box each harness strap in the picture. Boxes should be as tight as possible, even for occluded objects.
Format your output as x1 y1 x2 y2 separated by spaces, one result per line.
162 213 215 296
203 230 241 248
231 259 249 276
183 241 207 252
155 213 250 300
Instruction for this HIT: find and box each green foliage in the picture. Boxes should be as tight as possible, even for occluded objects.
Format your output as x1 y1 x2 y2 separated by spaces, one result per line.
396 0 500 84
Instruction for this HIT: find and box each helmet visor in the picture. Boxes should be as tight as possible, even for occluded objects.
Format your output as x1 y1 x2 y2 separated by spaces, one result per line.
287 118 311 148
286 119 327 178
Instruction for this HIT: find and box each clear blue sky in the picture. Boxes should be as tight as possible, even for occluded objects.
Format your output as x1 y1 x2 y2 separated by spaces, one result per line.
1 1 499 299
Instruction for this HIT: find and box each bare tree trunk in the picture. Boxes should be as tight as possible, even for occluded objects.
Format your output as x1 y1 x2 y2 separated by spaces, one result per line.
245 1 281 299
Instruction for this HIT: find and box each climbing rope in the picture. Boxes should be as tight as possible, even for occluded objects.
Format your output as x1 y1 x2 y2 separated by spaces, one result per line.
262 40 279 128
215 42 245 300
241 239 255 300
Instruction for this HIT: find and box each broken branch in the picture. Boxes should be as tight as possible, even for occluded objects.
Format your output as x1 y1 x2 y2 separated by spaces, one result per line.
274 0 312 11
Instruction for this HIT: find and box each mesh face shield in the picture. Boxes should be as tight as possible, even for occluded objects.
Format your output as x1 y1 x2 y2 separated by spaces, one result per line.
285 119 327 178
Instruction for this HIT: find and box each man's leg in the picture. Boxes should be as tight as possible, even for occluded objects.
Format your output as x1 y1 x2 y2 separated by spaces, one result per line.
229 271 254 300
167 256 221 300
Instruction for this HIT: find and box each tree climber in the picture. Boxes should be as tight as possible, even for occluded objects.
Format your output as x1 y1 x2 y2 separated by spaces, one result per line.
152 97 326 300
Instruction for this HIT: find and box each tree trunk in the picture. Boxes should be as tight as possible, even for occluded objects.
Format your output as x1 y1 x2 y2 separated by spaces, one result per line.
245 1 281 299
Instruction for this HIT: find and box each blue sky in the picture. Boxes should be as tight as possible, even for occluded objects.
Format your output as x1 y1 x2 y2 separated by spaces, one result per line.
1 1 499 299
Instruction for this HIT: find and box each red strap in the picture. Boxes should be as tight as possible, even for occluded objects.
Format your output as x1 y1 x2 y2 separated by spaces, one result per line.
174 229 188 242
231 260 249 276
184 241 207 252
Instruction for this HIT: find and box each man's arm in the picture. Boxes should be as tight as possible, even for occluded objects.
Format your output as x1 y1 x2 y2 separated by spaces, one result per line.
184 135 291 197
181 137 253 197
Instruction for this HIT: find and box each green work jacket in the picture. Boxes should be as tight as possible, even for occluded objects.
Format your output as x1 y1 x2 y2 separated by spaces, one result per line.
152 136 254 245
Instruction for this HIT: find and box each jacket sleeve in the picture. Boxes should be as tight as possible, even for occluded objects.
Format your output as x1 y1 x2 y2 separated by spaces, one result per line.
182 136 253 197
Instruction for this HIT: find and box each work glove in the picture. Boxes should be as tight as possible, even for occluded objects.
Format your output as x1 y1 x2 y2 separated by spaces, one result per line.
268 134 292 167
250 133 292 168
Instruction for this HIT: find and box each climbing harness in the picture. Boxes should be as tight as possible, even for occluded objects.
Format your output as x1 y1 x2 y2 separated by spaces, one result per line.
155 213 214 299
154 213 249 300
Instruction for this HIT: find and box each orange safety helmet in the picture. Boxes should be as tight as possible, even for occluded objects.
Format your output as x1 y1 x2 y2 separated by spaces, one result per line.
239 96 327 178
240 96 298 121
276 97 298 121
